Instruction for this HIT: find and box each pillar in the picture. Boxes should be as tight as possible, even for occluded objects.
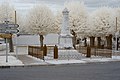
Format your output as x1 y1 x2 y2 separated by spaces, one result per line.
54 45 58 59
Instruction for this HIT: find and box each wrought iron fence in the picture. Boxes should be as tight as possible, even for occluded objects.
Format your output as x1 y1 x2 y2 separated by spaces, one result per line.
28 46 44 60
95 49 112 58
76 45 112 58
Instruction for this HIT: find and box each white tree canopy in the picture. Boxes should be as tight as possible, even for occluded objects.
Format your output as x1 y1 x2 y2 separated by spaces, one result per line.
0 2 15 24
54 11 62 34
26 4 57 35
17 13 27 34
89 7 116 37
115 8 120 31
65 1 88 37
55 1 88 38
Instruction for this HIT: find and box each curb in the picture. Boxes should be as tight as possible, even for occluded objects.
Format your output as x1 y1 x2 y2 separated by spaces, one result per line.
0 60 120 68
0 64 56 69
0 66 10 69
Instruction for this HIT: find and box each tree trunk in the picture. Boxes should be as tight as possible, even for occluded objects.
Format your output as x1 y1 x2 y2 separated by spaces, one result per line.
90 36 95 47
84 38 87 47
39 34 44 48
117 38 119 50
97 37 101 48
106 34 112 49
109 34 112 49
9 34 14 52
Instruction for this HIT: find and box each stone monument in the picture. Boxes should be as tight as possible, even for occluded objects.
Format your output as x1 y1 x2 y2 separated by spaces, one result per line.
59 8 73 48
44 8 82 60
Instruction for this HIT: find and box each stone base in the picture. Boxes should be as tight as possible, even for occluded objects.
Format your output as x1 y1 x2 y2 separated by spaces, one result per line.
59 34 73 48
58 49 82 60
45 48 83 60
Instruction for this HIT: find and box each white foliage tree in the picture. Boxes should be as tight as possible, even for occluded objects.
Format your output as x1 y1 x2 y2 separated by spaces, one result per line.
54 11 62 34
0 2 15 24
0 2 15 52
17 13 27 34
55 1 88 38
89 7 116 37
65 1 89 38
26 4 57 35
115 8 120 31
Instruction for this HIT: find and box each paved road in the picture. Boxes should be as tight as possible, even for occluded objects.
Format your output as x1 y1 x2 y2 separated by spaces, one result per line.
0 62 120 80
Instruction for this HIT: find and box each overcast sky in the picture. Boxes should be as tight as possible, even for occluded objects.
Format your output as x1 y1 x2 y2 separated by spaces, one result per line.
0 0 120 15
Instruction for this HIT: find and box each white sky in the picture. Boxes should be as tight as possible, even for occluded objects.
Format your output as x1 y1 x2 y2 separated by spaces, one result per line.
0 0 120 15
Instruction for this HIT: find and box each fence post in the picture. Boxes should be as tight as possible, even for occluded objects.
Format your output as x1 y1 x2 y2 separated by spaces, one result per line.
28 46 30 55
54 45 58 59
86 46 91 58
43 44 47 56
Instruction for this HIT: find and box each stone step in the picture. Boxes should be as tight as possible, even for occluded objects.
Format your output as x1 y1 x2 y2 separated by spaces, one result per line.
46 50 83 60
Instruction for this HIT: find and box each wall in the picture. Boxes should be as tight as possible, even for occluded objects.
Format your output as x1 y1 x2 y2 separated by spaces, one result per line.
13 35 40 46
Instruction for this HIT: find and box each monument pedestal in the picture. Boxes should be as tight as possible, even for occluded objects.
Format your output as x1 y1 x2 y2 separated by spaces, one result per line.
59 8 73 49
57 8 81 59
59 34 73 49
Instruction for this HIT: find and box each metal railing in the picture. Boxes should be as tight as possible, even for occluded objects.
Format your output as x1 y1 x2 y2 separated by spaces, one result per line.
76 45 112 58
28 46 44 60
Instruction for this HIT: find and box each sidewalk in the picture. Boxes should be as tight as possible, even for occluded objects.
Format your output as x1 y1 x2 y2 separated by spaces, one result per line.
0 46 120 67
45 56 120 65
1 54 120 67
17 55 48 65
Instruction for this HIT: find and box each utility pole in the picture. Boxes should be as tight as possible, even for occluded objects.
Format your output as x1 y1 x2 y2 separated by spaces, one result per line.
15 10 18 59
115 17 119 50
116 17 117 32
15 10 17 24
5 20 9 62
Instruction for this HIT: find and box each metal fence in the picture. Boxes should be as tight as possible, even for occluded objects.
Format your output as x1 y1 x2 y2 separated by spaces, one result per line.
28 45 113 60
76 45 112 58
28 46 44 60
95 49 112 58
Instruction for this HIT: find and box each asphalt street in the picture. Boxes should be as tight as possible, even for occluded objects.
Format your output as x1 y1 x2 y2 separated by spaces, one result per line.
0 62 120 80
